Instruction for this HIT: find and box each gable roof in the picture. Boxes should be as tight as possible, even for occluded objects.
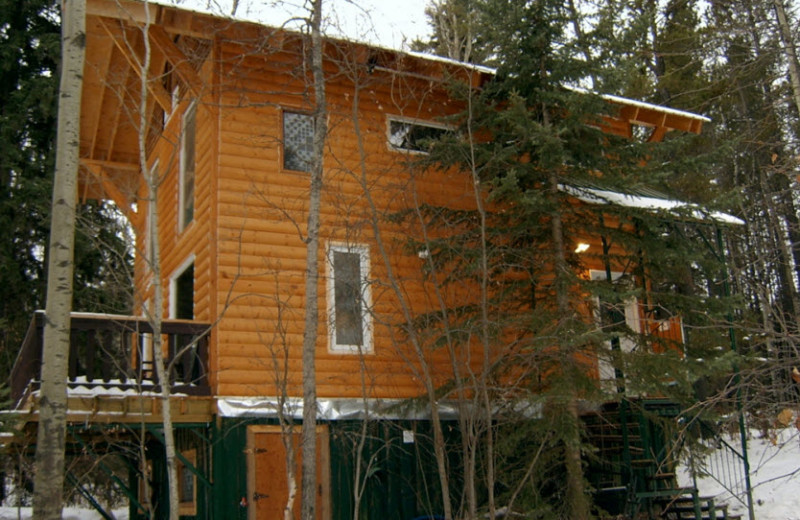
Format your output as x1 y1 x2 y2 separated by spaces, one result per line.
78 0 714 216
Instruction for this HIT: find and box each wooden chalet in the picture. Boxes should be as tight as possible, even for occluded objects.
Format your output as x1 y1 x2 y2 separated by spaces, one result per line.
6 1 747 519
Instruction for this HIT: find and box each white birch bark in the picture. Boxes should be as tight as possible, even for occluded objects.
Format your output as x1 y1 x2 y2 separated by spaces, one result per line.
32 0 85 517
137 5 180 517
302 1 326 519
773 0 800 118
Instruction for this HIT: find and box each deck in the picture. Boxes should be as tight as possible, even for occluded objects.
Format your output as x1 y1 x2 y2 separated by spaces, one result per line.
10 311 212 420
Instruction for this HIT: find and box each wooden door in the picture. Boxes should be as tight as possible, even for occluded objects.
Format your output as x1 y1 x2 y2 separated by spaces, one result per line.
247 425 330 520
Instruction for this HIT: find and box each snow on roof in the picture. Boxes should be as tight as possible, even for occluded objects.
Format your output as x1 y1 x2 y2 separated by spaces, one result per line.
597 91 711 123
565 86 711 123
404 49 496 75
144 1 706 123
561 184 744 226
217 396 542 420
21 378 189 405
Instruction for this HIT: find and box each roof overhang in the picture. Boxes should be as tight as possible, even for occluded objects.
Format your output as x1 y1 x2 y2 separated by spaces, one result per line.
561 185 744 226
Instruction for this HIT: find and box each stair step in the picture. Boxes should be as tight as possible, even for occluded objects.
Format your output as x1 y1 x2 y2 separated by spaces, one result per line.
658 496 736 520
649 472 676 480
594 445 644 454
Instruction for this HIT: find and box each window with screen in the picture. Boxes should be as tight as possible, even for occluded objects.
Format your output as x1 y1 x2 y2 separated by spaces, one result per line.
283 111 314 171
327 244 372 353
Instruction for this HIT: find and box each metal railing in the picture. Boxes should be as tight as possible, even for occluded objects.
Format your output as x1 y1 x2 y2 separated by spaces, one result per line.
691 421 751 509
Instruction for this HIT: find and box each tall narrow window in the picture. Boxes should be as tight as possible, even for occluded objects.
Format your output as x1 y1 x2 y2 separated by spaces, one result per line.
327 244 372 353
172 260 194 320
283 111 313 172
171 260 197 384
591 270 639 390
179 101 196 230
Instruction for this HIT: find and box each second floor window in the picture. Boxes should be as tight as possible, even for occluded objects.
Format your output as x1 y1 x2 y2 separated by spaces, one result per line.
172 260 194 320
327 244 372 353
388 117 448 153
283 111 314 172
179 101 197 230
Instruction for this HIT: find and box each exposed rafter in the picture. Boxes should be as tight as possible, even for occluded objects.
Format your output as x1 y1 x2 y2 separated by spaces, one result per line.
98 17 172 113
81 160 142 230
148 25 204 98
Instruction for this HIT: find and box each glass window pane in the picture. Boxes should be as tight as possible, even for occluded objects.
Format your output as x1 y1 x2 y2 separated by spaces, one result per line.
176 263 194 320
283 112 314 171
181 103 196 227
389 119 446 152
334 251 363 346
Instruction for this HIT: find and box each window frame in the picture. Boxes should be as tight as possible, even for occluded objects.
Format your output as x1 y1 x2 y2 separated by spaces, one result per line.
170 255 195 320
179 100 197 231
387 116 450 154
589 270 641 386
326 243 373 354
282 110 315 172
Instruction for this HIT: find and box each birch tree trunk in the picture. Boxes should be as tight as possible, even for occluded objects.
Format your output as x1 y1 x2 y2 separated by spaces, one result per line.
137 5 180 517
32 0 85 517
773 0 800 118
302 1 326 519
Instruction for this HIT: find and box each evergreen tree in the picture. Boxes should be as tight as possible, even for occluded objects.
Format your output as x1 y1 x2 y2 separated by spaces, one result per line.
409 0 741 517
0 0 133 381
0 0 60 373
702 0 800 411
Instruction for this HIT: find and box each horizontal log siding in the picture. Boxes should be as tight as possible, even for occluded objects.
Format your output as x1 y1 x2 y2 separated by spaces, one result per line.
212 40 481 398
135 83 216 346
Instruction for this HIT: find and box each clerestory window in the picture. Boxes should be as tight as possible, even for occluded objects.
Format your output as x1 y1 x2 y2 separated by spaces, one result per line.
179 101 197 230
388 117 448 153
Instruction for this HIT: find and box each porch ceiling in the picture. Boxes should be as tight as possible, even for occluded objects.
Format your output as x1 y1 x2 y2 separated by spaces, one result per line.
79 0 223 220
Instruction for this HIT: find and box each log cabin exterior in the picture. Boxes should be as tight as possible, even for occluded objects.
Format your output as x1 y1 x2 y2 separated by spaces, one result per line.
6 1 744 518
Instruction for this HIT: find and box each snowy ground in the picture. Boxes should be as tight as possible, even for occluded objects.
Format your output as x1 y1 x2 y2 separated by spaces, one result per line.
1 428 798 519
678 427 800 520
0 507 128 519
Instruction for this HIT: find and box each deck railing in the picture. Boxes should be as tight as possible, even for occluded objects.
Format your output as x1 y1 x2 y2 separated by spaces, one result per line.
10 311 210 406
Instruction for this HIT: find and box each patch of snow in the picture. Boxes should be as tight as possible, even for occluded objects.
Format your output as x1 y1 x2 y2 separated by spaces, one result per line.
679 427 800 520
567 85 711 122
561 184 744 225
27 378 189 398
0 507 128 519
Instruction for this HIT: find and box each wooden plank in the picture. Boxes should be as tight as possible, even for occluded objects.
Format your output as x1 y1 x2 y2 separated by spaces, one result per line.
81 162 142 229
97 17 172 113
21 395 213 424
148 25 205 98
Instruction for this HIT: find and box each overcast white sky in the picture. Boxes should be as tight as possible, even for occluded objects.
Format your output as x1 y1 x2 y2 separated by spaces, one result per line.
172 0 432 50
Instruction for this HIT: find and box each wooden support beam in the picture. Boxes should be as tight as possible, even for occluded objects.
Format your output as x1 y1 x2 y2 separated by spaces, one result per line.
82 158 140 171
98 17 173 113
20 395 214 425
648 126 667 143
81 160 143 230
148 25 205 98
88 31 115 160
87 0 158 24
